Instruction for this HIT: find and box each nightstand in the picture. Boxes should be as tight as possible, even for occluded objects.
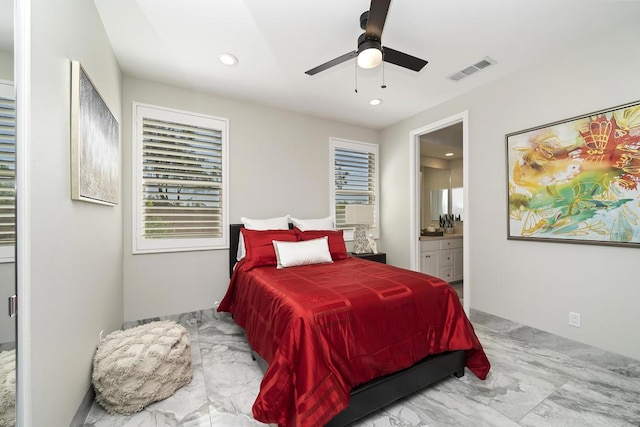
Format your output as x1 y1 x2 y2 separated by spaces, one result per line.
350 252 387 264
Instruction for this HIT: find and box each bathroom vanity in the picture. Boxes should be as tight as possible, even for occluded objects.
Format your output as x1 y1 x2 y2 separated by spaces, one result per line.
419 235 463 283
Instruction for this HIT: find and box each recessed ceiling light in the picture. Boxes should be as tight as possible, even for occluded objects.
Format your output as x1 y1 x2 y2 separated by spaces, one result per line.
369 98 382 106
445 152 454 157
219 53 238 66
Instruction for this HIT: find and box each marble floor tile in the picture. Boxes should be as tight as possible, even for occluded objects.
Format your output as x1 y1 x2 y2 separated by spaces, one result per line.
207 405 269 427
84 308 640 427
519 378 640 427
200 341 264 417
470 310 524 335
84 406 158 427
352 379 521 427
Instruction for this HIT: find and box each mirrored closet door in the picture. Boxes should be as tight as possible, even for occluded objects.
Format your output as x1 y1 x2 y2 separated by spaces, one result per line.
0 0 16 424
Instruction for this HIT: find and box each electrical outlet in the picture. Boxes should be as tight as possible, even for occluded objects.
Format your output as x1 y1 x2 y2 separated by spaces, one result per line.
568 312 581 328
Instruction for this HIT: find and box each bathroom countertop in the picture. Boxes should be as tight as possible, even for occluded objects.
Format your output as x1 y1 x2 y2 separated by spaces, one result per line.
419 233 463 241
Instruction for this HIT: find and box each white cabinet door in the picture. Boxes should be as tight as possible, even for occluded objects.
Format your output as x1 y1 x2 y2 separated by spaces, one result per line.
420 250 440 278
453 246 463 282
419 238 463 282
439 248 454 282
441 239 458 250
440 265 453 282
440 249 454 267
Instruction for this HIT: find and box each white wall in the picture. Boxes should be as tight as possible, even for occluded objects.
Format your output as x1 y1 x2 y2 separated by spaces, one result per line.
122 77 378 322
380 26 640 360
27 0 123 424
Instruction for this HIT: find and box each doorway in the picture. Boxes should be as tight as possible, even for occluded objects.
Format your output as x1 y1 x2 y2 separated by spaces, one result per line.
409 111 469 314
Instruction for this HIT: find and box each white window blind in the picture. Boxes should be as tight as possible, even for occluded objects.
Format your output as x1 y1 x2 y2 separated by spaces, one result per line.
330 138 379 239
134 104 228 253
0 84 15 263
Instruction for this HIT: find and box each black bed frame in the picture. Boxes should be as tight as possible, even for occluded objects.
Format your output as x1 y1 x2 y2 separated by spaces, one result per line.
228 224 465 426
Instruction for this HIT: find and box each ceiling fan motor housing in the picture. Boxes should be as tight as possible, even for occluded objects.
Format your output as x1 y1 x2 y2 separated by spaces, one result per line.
359 11 369 29
357 33 381 54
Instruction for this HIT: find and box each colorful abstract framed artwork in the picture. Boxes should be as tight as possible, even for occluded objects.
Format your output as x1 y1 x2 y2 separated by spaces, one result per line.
506 100 640 247
71 60 120 206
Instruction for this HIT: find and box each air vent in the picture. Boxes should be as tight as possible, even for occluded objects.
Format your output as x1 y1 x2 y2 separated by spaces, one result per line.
474 58 492 69
448 57 496 81
460 66 478 76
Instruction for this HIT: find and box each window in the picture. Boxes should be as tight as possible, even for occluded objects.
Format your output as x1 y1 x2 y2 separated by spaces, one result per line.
133 103 228 253
330 138 379 240
0 83 15 263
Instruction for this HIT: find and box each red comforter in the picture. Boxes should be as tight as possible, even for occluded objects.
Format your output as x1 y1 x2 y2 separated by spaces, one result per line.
218 257 490 427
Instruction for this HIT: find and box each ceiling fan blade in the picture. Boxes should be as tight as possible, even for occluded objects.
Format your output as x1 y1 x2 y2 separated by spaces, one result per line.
365 0 391 39
305 51 358 75
382 46 428 72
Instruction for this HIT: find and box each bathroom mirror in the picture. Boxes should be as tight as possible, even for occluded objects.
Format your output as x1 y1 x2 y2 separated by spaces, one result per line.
451 187 463 217
0 0 16 424
422 165 464 229
429 188 448 220
429 187 464 221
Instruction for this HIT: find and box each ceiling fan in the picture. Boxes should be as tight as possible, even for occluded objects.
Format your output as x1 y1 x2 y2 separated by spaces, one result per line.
305 0 428 76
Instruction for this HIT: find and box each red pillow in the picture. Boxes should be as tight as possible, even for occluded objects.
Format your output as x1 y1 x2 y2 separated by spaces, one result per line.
242 229 298 270
295 228 348 260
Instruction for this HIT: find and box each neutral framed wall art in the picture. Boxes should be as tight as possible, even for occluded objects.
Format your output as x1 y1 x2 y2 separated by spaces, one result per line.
506 100 640 247
71 60 119 206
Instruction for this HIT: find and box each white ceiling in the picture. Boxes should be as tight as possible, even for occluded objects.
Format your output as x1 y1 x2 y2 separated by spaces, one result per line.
76 1 640 130
420 122 463 160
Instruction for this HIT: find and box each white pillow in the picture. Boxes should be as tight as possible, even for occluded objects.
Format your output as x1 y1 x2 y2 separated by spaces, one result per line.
290 216 335 231
241 215 290 230
237 215 291 261
272 237 333 269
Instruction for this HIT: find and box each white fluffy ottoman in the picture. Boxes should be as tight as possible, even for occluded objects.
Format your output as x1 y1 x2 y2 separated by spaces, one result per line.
92 320 192 415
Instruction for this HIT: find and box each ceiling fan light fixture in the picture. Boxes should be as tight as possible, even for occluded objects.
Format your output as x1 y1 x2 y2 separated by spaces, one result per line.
304 2 428 76
357 38 382 69
358 47 382 69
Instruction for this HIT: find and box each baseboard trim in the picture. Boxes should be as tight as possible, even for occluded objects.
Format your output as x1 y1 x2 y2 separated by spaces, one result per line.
69 385 94 427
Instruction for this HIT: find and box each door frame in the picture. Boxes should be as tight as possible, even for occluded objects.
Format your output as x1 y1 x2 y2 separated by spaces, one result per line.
409 111 469 314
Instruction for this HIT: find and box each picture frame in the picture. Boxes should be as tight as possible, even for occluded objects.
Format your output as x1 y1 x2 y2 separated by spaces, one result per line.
71 60 119 206
506 100 640 247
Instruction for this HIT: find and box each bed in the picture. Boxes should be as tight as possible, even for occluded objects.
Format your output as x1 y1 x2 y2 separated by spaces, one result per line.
218 224 490 427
